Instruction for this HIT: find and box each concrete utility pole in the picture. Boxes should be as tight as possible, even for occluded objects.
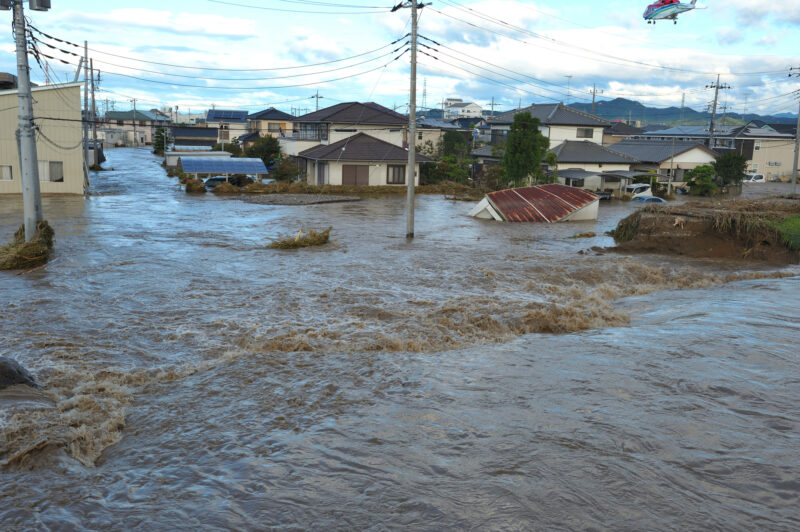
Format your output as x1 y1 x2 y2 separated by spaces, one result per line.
789 69 800 197
90 59 98 168
590 83 604 115
83 41 89 169
131 98 138 147
311 90 323 112
8 0 43 241
405 0 419 239
706 74 731 150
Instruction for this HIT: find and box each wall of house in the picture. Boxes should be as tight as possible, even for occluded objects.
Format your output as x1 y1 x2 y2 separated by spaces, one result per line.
250 120 294 138
279 138 320 156
304 160 419 186
328 124 406 146
0 84 84 195
416 129 443 156
207 121 249 144
655 148 716 180
747 138 795 179
548 125 603 145
558 162 631 173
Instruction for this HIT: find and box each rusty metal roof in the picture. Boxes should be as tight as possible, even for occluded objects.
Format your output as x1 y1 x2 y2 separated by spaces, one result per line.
486 184 598 223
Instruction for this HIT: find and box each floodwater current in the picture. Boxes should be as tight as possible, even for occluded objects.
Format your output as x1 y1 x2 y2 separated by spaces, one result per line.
1 148 799 530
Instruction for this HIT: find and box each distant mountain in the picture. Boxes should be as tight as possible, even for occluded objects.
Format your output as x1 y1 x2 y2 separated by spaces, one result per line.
567 97 797 126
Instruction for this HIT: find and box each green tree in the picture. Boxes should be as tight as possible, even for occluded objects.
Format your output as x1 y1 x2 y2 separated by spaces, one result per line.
713 152 748 186
246 135 281 167
153 127 166 155
212 141 243 156
684 164 717 196
543 152 558 184
442 131 469 161
271 157 305 182
502 112 549 187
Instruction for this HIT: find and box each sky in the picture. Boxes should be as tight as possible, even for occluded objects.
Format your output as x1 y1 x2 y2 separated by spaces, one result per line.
1 0 799 120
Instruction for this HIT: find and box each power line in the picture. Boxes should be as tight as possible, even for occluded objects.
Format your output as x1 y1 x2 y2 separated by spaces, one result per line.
206 0 391 14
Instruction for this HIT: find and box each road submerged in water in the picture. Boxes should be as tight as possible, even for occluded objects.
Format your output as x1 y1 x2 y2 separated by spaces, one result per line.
1 148 799 530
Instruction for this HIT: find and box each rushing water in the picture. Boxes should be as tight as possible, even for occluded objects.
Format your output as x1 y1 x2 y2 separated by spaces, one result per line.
1 148 798 530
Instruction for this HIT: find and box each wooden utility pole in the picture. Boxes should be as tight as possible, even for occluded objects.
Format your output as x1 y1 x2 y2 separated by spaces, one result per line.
9 0 43 241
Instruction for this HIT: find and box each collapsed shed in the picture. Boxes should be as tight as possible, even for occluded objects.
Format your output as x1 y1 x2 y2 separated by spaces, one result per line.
469 183 600 222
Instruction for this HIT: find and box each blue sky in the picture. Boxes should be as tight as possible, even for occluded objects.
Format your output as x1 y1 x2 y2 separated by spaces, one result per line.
1 0 798 119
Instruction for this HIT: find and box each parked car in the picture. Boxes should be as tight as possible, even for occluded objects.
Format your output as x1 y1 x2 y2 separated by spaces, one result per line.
625 183 653 198
631 196 667 203
203 176 229 189
744 173 765 183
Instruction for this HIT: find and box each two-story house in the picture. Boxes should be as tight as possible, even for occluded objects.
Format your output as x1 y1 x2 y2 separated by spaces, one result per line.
247 107 295 138
488 103 610 147
103 109 171 146
205 109 249 146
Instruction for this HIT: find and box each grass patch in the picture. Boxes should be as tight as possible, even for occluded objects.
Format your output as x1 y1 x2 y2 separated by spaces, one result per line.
0 221 55 270
769 216 800 250
611 211 642 242
211 182 240 194
184 178 206 193
267 227 332 249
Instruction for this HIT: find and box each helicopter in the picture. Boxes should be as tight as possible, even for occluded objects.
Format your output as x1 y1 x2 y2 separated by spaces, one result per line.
643 0 699 24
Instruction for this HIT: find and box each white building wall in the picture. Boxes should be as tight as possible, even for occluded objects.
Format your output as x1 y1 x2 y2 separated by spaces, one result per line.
0 83 84 195
548 125 603 145
304 160 420 186
748 139 795 179
328 124 406 146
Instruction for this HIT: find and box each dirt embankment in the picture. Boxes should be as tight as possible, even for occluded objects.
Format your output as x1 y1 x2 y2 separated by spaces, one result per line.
612 198 800 264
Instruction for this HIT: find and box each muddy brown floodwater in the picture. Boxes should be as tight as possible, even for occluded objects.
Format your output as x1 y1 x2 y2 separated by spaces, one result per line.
1 148 799 530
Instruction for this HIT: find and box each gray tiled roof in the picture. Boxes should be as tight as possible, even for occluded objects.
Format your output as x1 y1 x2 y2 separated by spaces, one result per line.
550 140 638 164
417 117 460 129
172 127 218 138
298 133 430 162
608 140 715 163
106 110 158 121
296 102 407 126
605 122 644 136
489 103 609 127
248 107 295 121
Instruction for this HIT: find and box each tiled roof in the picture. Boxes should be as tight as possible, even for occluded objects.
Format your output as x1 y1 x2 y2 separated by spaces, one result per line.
489 103 609 127
550 140 638 164
417 117 460 130
248 107 295 121
605 122 644 136
608 140 715 163
106 110 158 121
237 131 261 142
298 133 430 162
206 109 249 123
172 127 219 138
295 102 407 125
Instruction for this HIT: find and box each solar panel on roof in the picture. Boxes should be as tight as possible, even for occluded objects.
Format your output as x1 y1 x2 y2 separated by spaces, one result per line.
179 157 268 174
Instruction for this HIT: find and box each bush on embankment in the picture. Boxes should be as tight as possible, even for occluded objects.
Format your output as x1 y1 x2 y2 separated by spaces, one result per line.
0 221 55 270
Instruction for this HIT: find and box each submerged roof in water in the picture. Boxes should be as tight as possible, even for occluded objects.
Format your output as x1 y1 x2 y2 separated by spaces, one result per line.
480 184 599 223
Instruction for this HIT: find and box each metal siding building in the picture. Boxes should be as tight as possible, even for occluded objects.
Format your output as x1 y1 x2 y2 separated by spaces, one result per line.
0 83 84 195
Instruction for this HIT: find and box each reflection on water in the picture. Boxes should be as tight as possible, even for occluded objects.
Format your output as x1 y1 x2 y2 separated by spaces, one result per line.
1 148 799 529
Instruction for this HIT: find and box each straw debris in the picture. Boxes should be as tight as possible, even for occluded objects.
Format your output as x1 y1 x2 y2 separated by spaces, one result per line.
0 221 55 270
570 232 596 239
184 178 206 193
267 227 332 249
211 182 240 194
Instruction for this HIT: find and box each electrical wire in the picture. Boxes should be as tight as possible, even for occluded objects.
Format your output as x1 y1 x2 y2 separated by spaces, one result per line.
207 0 391 14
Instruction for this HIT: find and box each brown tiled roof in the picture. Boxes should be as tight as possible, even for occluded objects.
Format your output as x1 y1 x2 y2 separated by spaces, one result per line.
299 133 431 162
295 102 408 125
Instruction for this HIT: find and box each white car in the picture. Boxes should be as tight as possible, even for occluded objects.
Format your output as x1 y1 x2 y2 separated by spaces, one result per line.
744 173 765 183
625 183 653 198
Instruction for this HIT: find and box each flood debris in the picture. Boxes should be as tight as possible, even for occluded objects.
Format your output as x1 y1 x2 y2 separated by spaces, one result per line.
0 357 38 390
612 198 800 263
470 184 600 222
0 221 55 270
210 182 240 194
571 232 597 239
184 178 206 193
267 227 332 249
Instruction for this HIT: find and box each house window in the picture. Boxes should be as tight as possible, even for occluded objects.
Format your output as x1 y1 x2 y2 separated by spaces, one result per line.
387 164 405 184
0 165 12 180
418 131 423 140
116 120 124 126
268 123 283 132
577 128 593 139
37 160 64 182
750 163 759 172
139 121 147 126
754 140 761 151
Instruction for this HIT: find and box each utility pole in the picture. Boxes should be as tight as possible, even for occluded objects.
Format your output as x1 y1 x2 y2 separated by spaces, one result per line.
490 96 496 117
83 41 89 184
90 59 98 168
590 83 604 115
131 98 138 147
311 90 323 112
789 68 800 196
565 75 572 100
406 0 419 239
706 74 731 150
679 92 685 123
6 0 44 242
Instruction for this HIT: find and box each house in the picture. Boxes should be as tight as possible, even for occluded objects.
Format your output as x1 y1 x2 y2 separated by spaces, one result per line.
602 121 645 146
205 109 249 146
102 109 171 146
416 117 460 156
247 107 295 138
608 139 717 182
555 169 644 198
280 102 408 156
171 127 219 150
445 99 482 120
297 132 429 186
488 103 610 147
1 82 85 195
469 184 599 222
549 140 638 173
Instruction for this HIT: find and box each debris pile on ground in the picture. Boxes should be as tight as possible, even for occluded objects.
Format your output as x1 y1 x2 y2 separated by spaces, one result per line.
267 227 332 249
211 182 240 194
230 180 485 198
184 178 206 193
0 221 55 270
612 198 800 263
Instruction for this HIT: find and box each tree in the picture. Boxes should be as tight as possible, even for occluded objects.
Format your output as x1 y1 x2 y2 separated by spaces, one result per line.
543 152 558 184
442 131 468 162
713 152 748 186
502 112 549 187
212 141 242 156
153 127 166 155
246 135 281 167
684 164 717 196
270 157 305 182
